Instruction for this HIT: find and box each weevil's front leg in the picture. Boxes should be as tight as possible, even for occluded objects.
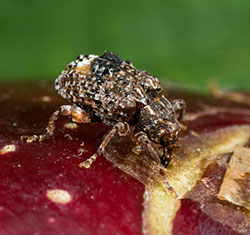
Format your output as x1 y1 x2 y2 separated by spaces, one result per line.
133 131 161 164
21 105 91 142
171 98 186 121
79 122 130 169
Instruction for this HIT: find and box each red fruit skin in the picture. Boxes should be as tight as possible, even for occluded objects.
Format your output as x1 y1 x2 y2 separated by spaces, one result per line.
171 89 250 134
173 199 240 235
0 83 144 235
0 83 250 235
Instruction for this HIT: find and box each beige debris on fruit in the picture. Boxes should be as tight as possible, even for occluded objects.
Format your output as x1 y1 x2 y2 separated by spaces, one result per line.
218 146 250 210
1 144 16 154
46 189 72 205
64 122 78 129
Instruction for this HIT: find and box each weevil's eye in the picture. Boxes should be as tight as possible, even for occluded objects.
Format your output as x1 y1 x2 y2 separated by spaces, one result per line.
160 135 170 146
160 135 176 147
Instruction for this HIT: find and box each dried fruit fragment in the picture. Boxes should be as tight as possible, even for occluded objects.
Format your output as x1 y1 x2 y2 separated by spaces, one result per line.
177 152 250 235
218 146 250 210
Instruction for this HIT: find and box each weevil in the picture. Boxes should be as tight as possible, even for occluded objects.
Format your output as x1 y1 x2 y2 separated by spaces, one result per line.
22 51 186 168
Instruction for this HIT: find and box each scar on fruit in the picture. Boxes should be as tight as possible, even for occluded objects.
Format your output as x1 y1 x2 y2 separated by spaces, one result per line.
21 51 186 168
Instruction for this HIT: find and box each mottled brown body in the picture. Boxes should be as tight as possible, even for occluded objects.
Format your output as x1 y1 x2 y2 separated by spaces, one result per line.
55 52 162 125
22 51 186 167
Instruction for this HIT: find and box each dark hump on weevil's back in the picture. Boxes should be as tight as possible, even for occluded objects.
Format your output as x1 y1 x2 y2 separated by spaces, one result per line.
90 51 163 110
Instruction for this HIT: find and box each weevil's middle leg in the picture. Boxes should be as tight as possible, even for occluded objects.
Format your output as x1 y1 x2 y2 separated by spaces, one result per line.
21 105 91 142
79 122 130 168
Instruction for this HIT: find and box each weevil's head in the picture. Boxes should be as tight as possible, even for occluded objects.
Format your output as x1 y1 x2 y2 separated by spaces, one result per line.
157 122 180 149
138 96 182 149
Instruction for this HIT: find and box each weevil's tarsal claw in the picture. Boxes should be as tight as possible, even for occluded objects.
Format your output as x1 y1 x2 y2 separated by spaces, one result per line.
79 153 98 169
179 123 187 130
21 134 50 143
21 135 36 142
132 145 143 155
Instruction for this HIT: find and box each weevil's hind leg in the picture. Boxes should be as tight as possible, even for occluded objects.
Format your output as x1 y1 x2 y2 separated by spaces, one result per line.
79 122 130 169
133 132 161 164
171 98 186 121
21 105 91 142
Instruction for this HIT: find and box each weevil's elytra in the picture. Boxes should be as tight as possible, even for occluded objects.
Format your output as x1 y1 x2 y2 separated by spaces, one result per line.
21 51 186 168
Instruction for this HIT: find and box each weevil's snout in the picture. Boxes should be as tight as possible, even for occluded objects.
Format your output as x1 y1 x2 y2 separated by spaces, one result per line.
159 128 179 167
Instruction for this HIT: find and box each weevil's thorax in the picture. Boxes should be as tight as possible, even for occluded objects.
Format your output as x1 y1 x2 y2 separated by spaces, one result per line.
136 96 181 146
54 51 162 125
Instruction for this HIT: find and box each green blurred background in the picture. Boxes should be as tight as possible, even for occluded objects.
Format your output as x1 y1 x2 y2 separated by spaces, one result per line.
1 0 250 91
